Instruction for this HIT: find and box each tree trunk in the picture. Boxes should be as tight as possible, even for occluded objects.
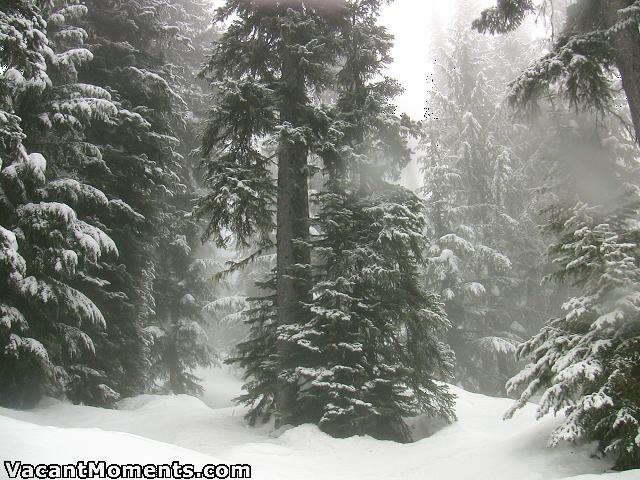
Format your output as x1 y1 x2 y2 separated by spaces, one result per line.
605 0 640 144
274 41 312 426
168 330 185 395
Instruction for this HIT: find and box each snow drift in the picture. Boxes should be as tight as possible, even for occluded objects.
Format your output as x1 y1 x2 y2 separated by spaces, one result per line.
0 368 637 480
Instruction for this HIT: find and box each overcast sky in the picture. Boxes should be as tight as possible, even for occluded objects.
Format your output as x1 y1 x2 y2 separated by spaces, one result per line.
380 1 463 189
380 1 456 120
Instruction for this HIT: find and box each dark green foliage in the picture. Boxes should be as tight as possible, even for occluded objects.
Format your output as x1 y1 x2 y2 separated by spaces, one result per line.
71 0 180 398
0 0 121 408
196 0 342 247
508 31 616 116
203 0 456 439
225 275 278 426
150 0 218 396
472 0 534 35
150 228 216 395
1 0 216 406
283 186 456 441
198 0 344 427
474 0 640 138
67 0 216 397
197 80 278 248
278 0 455 440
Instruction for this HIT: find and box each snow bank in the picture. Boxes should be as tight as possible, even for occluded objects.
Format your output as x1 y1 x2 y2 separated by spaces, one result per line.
563 474 640 480
0 415 220 468
0 368 638 480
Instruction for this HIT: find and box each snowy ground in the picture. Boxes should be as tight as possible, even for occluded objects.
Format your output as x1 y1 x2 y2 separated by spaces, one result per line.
1 367 638 480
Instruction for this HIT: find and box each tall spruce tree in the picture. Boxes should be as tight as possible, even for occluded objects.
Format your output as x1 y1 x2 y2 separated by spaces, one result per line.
198 0 343 425
0 0 119 408
67 0 216 397
277 0 456 440
20 0 134 406
200 2 455 436
65 0 175 397
146 0 218 395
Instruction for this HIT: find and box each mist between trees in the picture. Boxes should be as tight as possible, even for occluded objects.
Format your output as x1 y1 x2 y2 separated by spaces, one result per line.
1 0 640 471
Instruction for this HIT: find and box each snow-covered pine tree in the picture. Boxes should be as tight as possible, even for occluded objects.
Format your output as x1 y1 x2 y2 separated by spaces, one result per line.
63 0 169 397
68 0 216 397
198 0 345 425
474 0 640 145
0 0 118 408
421 1 545 395
15 0 135 406
286 185 456 441
147 0 218 396
276 0 456 441
505 194 640 470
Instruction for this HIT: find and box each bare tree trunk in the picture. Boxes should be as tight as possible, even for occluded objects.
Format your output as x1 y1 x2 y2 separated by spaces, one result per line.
605 0 640 144
274 44 312 426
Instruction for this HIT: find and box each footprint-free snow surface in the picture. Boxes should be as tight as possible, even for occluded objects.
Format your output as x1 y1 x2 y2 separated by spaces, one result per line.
1 367 638 480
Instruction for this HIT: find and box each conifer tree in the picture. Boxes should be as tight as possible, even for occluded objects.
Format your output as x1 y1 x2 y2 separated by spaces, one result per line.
0 0 118 408
198 0 343 425
505 195 640 469
288 185 456 441
147 0 218 395
72 0 216 396
149 230 216 394
474 0 640 144
473 1 640 469
278 0 456 440
59 0 168 397
421 1 546 394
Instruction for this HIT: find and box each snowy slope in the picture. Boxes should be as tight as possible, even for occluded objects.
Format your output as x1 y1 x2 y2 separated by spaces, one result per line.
0 367 638 480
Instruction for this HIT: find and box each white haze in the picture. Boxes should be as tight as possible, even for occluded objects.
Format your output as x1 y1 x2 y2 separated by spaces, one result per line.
381 1 456 120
